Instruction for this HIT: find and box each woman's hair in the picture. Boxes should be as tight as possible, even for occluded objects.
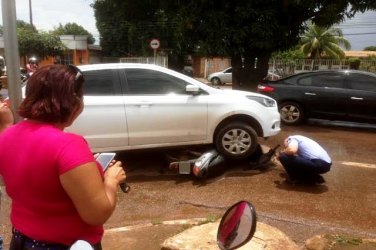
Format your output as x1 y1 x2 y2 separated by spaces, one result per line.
18 64 84 123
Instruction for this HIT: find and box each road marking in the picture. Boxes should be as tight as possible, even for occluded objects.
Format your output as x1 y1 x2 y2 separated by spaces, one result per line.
340 161 376 169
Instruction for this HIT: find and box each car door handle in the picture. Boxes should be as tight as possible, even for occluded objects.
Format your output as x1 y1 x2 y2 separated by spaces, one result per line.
350 97 363 100
304 92 316 96
134 101 153 107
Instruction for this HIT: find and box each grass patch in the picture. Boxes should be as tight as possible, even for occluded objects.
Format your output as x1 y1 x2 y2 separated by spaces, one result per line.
198 214 219 225
332 235 362 245
324 234 371 248
151 219 163 225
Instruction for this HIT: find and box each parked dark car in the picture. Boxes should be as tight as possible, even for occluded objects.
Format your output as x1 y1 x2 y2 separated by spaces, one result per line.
257 70 376 125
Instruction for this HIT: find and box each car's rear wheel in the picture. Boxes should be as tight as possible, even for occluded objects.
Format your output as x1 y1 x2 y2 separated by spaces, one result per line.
215 122 258 160
279 102 304 125
211 77 222 85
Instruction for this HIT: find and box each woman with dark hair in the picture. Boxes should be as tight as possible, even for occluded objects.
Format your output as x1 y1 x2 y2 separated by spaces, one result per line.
0 65 126 250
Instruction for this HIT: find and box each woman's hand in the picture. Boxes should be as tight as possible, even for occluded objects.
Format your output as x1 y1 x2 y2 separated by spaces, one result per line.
0 101 14 132
104 161 126 186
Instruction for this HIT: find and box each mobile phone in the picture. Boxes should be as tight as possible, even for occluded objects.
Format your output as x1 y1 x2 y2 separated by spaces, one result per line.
96 153 116 171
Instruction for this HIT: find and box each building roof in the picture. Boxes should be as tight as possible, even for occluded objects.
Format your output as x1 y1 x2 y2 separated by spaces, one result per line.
344 51 376 57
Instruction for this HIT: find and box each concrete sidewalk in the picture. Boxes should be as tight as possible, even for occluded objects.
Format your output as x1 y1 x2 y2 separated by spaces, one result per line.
161 220 298 250
101 217 299 250
101 217 376 250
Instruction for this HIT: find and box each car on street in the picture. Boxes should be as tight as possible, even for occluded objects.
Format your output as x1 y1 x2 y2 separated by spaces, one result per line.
207 67 281 85
207 67 232 85
65 63 280 159
257 70 376 125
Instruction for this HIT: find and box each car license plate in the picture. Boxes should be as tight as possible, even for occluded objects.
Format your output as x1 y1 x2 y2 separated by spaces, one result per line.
179 161 192 174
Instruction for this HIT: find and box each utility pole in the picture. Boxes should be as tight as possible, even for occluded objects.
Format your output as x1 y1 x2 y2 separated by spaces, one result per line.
2 0 22 122
29 0 33 27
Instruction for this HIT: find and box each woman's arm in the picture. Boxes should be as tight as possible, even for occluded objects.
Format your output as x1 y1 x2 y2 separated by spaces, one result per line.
60 161 126 226
0 101 14 133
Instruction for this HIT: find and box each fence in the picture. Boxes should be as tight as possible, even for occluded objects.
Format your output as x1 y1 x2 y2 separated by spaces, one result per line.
268 59 376 78
99 57 376 78
119 56 168 68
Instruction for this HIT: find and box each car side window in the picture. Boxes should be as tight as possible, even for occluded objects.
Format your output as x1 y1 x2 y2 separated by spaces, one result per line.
298 73 344 88
347 73 376 92
82 69 118 95
125 69 188 95
224 68 232 73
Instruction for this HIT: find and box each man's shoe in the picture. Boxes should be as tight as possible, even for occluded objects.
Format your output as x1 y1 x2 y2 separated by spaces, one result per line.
315 175 326 184
284 177 300 185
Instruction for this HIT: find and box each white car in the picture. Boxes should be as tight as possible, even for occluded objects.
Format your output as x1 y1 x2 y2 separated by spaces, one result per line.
208 67 281 85
66 63 281 160
207 67 232 85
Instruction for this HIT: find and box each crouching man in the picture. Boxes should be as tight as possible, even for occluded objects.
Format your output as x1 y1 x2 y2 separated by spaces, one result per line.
277 135 332 185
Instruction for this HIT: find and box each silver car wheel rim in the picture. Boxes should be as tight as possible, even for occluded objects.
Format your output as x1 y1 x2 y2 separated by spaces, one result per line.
212 78 220 85
280 105 300 122
222 128 251 155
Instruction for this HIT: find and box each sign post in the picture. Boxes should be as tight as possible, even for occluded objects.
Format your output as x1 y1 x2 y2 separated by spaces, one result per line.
149 38 160 64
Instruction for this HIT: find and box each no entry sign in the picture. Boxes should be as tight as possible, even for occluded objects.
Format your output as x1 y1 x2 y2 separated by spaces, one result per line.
150 38 160 49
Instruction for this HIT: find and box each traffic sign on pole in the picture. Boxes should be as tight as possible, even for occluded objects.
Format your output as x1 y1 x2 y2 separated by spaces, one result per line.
150 38 160 49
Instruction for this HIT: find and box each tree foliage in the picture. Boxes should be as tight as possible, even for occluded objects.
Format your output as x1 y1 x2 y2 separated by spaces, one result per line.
299 23 351 59
16 20 66 60
93 0 376 90
363 46 376 51
0 20 67 61
92 0 186 65
271 46 306 60
52 22 95 44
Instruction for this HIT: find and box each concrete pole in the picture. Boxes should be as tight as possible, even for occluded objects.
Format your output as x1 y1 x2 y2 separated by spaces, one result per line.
29 0 33 27
2 0 22 122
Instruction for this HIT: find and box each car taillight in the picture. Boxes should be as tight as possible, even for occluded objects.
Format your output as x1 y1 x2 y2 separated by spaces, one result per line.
257 84 274 92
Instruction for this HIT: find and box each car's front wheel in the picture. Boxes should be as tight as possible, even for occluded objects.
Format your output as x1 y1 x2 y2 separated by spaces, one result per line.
210 77 222 85
215 122 258 160
279 102 304 125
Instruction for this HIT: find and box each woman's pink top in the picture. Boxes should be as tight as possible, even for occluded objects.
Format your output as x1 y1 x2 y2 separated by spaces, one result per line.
0 120 103 245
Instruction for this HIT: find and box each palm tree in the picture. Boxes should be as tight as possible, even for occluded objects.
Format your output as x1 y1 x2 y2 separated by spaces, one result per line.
300 24 351 59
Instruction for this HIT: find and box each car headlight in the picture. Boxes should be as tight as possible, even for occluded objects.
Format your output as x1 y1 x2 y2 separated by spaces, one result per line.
247 96 276 107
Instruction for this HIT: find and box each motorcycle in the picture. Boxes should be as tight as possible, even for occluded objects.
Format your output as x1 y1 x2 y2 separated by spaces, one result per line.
165 144 280 179
70 200 257 250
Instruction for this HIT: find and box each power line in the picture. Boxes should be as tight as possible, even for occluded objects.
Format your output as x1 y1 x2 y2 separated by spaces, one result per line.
343 32 376 35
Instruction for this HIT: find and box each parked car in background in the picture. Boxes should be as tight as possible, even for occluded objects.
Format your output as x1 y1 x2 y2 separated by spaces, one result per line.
257 70 376 125
207 67 281 85
207 67 232 85
64 63 280 160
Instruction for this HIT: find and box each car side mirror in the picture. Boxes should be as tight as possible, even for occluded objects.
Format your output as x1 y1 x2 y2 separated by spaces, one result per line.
217 200 257 250
185 84 201 95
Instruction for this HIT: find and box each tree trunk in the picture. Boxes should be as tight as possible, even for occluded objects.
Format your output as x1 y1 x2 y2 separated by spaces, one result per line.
232 50 272 91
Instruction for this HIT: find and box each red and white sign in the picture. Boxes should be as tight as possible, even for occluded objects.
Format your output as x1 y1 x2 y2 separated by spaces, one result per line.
150 38 160 49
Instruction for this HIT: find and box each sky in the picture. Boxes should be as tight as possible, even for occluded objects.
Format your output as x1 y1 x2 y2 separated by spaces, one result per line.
0 1 375 50
0 0 100 43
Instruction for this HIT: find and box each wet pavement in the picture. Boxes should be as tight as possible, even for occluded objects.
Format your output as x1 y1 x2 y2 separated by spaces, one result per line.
105 120 376 249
